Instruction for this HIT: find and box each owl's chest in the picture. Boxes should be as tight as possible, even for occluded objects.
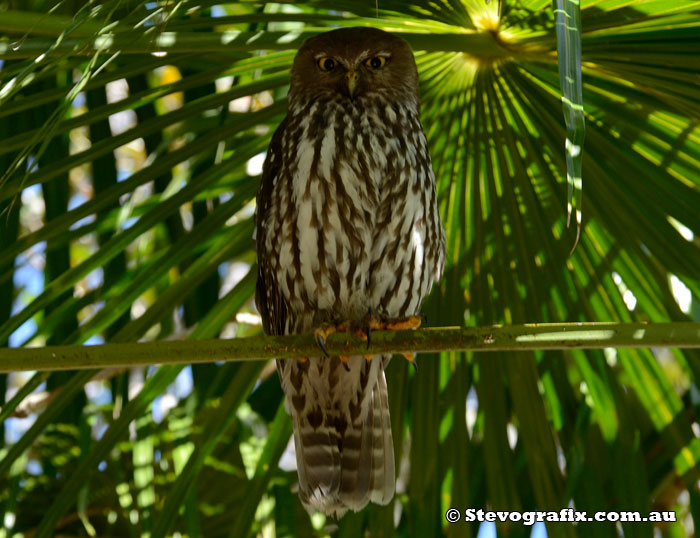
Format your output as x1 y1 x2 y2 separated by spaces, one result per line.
288 111 397 246
271 108 407 321
292 114 390 206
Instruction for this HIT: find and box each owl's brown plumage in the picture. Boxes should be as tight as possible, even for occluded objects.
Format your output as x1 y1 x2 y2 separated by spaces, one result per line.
255 27 445 517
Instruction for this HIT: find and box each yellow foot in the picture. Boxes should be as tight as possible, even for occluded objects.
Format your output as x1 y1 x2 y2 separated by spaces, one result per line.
313 321 349 357
402 352 418 371
297 356 309 364
313 314 423 359
384 315 423 331
362 313 423 350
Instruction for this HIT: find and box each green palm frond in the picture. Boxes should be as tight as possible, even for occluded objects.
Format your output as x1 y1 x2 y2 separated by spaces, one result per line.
0 1 699 537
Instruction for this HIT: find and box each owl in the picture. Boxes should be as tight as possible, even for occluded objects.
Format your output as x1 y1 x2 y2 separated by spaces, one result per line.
255 27 445 518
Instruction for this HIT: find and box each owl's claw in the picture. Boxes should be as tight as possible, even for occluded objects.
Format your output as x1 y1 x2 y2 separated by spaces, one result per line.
361 308 385 350
315 328 332 357
384 314 423 331
402 352 418 371
362 313 423 341
314 322 348 358
313 314 422 359
365 319 372 350
366 314 423 363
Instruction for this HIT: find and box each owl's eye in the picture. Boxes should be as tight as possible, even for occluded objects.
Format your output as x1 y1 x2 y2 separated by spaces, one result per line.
365 56 387 69
317 57 335 71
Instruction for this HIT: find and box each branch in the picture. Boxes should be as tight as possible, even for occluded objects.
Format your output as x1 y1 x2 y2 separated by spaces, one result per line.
1 322 699 373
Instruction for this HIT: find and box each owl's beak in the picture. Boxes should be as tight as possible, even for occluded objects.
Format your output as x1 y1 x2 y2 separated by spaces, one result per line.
345 70 359 99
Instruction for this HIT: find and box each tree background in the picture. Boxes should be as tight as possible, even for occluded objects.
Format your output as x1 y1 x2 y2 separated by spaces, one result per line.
0 1 699 537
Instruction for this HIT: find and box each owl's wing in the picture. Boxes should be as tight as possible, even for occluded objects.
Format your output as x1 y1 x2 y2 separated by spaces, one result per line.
255 117 288 336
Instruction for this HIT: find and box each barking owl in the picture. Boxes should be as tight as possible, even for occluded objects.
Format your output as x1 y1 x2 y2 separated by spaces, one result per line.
255 27 445 518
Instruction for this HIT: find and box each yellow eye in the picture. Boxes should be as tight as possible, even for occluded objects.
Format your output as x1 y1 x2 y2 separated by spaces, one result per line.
317 57 335 71
365 56 387 69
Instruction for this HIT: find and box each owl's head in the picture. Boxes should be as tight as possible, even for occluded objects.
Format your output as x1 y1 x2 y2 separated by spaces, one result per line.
289 27 419 108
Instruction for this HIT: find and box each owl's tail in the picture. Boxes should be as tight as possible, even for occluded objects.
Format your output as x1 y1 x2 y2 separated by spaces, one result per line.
292 356 395 519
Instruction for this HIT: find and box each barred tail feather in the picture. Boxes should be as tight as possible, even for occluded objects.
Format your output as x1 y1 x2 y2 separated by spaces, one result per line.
369 368 395 505
293 416 342 512
291 356 395 518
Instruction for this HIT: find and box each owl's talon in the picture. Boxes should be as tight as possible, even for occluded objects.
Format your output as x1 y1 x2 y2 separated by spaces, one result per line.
362 308 383 350
316 333 330 357
297 356 309 364
364 354 374 361
352 328 368 340
312 314 421 359
402 351 417 363
362 307 373 350
385 315 423 331
402 352 418 371
314 322 345 358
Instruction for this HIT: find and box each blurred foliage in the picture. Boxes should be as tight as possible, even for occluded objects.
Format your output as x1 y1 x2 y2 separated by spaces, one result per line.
0 1 699 537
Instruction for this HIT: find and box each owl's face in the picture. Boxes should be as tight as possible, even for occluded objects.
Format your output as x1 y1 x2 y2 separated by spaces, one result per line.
289 27 419 107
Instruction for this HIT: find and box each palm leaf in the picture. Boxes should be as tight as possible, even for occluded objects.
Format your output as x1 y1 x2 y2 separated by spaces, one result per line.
1 1 698 537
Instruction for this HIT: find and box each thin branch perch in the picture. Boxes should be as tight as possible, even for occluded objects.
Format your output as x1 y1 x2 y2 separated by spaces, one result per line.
0 322 698 373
